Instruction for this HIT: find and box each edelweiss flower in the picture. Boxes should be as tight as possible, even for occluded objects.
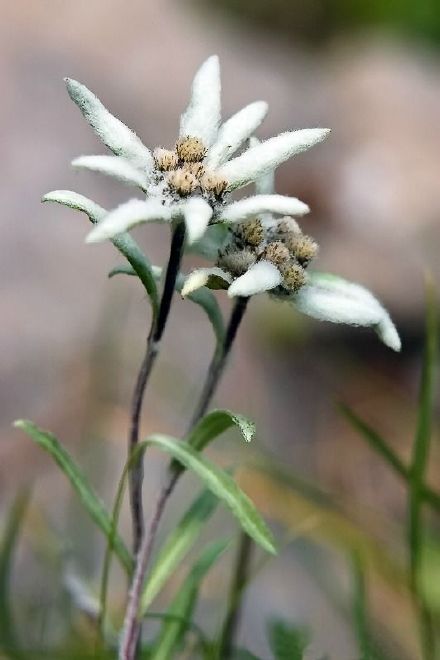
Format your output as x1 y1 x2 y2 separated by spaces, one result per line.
181 167 401 352
42 55 329 245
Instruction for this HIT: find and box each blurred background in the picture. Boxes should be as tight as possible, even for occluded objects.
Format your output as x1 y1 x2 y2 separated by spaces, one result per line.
1 1 440 658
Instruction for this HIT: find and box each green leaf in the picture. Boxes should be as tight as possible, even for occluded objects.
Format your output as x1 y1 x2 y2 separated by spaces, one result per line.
408 280 438 591
144 435 276 555
340 404 440 513
186 409 255 453
267 619 309 660
0 490 30 657
13 420 132 574
151 540 229 660
42 191 158 317
140 489 218 614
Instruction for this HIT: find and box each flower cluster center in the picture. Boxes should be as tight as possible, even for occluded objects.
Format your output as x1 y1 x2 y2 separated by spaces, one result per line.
218 216 319 293
153 136 228 203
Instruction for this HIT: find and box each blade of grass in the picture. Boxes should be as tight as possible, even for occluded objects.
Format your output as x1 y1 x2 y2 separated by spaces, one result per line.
407 280 438 659
141 489 218 613
340 404 440 513
13 420 132 574
151 540 229 660
0 490 30 658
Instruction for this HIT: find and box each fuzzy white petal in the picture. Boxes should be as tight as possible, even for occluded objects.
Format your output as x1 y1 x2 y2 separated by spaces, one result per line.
42 190 105 223
249 137 275 195
205 101 268 168
181 267 232 297
179 197 213 244
218 128 330 190
86 199 172 243
65 78 153 170
294 273 401 351
72 155 148 190
228 260 282 298
219 194 309 223
179 56 221 148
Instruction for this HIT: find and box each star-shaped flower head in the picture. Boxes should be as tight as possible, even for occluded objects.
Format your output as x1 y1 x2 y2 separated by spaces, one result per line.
181 161 401 352
43 56 329 246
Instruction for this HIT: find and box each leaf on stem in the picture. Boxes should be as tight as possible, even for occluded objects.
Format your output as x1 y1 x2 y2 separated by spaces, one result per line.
143 435 276 555
13 421 133 574
151 540 229 660
140 490 218 613
42 190 158 316
0 490 30 656
186 409 255 453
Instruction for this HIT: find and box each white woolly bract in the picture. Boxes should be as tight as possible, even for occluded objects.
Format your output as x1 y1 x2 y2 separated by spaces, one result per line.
219 194 309 223
228 260 282 298
179 197 213 244
205 101 268 168
179 56 221 148
294 273 401 351
42 190 106 223
86 199 172 243
65 78 153 170
72 155 148 190
181 267 232 297
218 128 331 190
249 136 275 196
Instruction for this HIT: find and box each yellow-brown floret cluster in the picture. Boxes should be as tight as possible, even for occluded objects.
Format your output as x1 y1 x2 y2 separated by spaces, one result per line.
153 136 227 199
217 215 318 294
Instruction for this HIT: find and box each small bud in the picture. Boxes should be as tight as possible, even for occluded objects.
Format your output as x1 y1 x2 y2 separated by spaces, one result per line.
218 249 256 276
285 233 319 265
176 136 206 163
280 261 306 292
153 148 178 172
200 172 228 197
183 162 205 179
277 216 300 234
262 240 290 266
240 218 264 247
167 168 198 196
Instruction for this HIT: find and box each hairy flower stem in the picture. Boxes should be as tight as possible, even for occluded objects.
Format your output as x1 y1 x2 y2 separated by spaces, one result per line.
128 222 186 556
120 296 248 660
217 531 253 659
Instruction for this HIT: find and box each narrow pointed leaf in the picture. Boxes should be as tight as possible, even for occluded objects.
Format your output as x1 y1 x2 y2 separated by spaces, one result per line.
43 191 158 315
65 78 153 170
218 129 330 190
13 421 132 573
408 280 438 590
186 409 256 452
151 540 229 660
144 435 276 554
140 490 218 613
179 55 221 147
206 101 268 168
72 155 148 190
0 490 30 655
